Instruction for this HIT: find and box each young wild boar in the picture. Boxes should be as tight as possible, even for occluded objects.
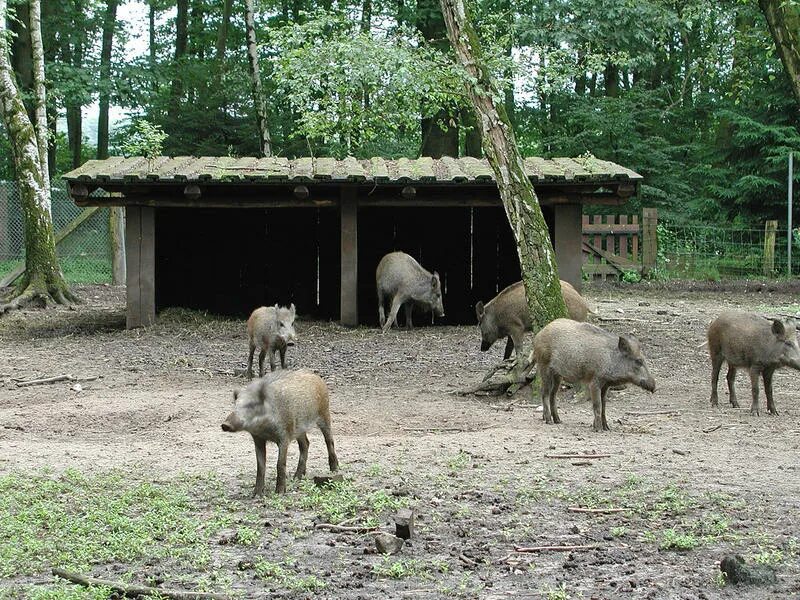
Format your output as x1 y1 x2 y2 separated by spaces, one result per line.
708 311 800 416
533 319 656 432
475 280 592 359
376 251 445 333
246 304 297 379
221 369 339 495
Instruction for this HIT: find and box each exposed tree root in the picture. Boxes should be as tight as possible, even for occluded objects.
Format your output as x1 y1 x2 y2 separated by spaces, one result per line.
459 350 537 397
0 273 79 315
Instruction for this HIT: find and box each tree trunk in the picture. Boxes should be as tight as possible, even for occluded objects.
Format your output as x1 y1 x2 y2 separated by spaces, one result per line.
215 0 233 64
604 62 619 97
759 0 800 109
439 0 567 330
245 0 272 156
29 0 49 188
168 0 189 121
0 0 76 311
97 0 118 160
417 0 458 157
149 0 156 84
9 0 34 123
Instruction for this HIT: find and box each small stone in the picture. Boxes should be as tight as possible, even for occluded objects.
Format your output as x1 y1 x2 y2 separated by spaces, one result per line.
615 308 624 314
656 309 668 315
233 367 248 377
394 508 415 539
71 383 82 392
313 473 344 488
375 533 404 555
491 506 501 515
638 302 650 306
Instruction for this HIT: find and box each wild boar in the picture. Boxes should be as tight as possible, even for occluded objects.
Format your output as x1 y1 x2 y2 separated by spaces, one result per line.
221 369 339 495
475 280 592 359
376 251 444 333
246 304 297 379
533 319 656 432
708 311 800 415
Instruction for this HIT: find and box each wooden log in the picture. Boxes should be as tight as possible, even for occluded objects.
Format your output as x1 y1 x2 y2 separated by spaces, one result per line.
109 205 125 285
52 568 230 600
544 453 611 459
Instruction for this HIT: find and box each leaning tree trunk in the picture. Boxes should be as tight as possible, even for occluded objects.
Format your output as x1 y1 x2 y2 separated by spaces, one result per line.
0 0 76 312
758 0 800 110
244 0 272 156
439 0 566 328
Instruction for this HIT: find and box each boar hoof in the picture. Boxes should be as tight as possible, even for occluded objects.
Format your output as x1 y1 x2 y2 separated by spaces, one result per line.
768 409 779 416
730 399 740 408
749 406 760 417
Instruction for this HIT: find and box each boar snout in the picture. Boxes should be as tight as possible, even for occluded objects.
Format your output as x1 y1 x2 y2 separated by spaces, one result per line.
480 340 491 352
221 412 243 433
640 376 656 393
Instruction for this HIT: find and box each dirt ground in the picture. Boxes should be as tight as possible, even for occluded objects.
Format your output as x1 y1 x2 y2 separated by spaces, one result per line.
2 283 800 599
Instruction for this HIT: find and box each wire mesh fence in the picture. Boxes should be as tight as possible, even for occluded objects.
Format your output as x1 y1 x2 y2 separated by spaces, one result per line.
655 221 799 280
0 181 112 284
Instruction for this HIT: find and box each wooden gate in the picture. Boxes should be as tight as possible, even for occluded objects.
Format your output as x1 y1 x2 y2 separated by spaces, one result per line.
582 213 652 280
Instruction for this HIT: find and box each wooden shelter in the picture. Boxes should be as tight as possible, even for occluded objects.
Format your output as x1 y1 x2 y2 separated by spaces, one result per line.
63 156 642 328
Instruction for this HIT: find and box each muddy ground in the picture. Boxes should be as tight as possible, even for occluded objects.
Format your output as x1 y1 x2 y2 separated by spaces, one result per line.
1 283 800 599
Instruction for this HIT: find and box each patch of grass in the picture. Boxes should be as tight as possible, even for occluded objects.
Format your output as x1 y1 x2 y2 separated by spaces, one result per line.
0 469 220 578
2 583 114 600
542 583 571 599
660 529 700 551
296 479 407 525
650 484 695 517
253 558 326 592
366 464 383 477
610 526 628 538
235 525 260 545
713 570 728 588
694 513 730 539
372 557 430 580
750 548 785 565
447 451 472 472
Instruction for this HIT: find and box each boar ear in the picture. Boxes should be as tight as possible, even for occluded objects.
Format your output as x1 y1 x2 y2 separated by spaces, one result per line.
289 303 296 318
257 381 269 403
233 389 239 402
431 272 440 289
475 301 485 320
771 319 786 337
618 335 634 356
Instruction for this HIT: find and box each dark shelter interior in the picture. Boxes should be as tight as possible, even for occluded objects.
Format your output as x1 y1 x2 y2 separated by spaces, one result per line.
62 156 641 329
155 205 555 326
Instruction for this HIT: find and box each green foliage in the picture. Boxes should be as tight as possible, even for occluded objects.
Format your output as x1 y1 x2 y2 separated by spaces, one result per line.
253 558 326 591
116 119 168 159
296 479 407 525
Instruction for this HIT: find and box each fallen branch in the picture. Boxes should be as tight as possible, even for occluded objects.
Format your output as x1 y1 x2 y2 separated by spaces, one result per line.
702 424 722 433
460 353 536 396
513 544 598 553
624 410 680 416
52 568 230 600
313 523 380 533
16 375 71 387
567 507 625 514
458 553 477 567
544 453 610 459
15 374 99 387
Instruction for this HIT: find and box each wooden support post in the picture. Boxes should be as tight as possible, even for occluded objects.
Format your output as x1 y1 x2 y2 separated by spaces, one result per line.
642 208 658 275
554 204 582 292
763 220 778 276
109 206 126 285
0 183 8 260
125 206 155 328
340 189 358 327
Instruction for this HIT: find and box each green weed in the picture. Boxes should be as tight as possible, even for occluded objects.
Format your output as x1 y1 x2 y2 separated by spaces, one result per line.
253 559 326 591
660 529 700 551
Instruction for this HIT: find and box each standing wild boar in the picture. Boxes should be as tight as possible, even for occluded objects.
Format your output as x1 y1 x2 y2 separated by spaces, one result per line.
708 311 800 415
246 304 297 379
533 319 656 432
475 280 592 359
221 369 339 495
376 251 444 333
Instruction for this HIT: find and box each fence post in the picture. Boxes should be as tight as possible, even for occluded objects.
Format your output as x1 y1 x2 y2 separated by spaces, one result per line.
642 208 658 275
109 205 126 285
763 220 777 276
